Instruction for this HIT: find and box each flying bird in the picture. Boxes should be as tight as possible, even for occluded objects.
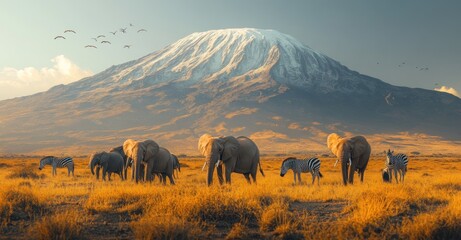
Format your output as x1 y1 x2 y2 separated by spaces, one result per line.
129 23 134 27
54 36 66 40
91 38 98 42
97 35 105 38
64 29 76 34
110 31 117 35
123 45 131 48
101 41 111 44
85 45 97 48
137 29 147 33
120 27 127 33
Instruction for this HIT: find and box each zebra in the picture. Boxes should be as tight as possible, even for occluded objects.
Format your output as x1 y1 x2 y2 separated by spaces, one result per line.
280 157 323 186
38 156 74 176
385 149 409 183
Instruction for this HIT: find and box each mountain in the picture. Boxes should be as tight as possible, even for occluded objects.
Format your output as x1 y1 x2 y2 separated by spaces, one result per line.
1 28 460 155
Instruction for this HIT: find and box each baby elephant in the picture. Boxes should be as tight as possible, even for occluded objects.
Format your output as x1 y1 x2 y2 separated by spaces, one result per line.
89 151 124 181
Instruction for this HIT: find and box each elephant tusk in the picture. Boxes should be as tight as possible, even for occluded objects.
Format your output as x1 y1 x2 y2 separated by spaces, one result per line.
334 159 339 167
349 158 352 166
215 160 222 168
201 162 207 171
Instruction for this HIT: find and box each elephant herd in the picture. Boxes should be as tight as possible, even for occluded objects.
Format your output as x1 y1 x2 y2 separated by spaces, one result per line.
89 139 179 184
86 132 400 186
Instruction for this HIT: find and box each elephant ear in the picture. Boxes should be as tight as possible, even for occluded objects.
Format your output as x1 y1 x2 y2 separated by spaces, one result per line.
100 152 109 165
221 136 239 162
142 140 159 160
327 133 342 157
198 134 213 156
123 139 137 157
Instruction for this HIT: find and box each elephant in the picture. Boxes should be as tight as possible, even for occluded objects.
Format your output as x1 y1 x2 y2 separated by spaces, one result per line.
155 153 180 184
198 134 264 186
150 147 175 185
88 151 124 181
109 145 132 180
327 133 371 185
123 139 159 183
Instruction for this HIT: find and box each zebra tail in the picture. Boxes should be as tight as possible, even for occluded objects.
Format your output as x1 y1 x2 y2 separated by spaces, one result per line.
259 161 265 177
319 171 323 178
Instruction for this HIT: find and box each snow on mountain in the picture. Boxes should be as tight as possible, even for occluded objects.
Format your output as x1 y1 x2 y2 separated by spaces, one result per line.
0 28 460 155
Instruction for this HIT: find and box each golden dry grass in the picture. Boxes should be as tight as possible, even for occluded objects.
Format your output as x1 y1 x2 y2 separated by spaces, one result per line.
0 155 460 239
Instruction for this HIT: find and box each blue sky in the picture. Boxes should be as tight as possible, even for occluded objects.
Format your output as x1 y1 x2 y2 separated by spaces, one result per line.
1 0 460 100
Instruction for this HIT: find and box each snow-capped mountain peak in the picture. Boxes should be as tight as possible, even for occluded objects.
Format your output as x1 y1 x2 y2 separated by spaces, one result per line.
87 28 357 93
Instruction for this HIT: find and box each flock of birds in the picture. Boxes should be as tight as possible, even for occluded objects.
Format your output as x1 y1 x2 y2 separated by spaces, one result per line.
53 23 146 49
376 61 429 71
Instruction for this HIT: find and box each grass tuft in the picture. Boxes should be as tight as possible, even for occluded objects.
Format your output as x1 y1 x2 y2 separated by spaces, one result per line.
7 166 42 179
132 214 202 240
27 210 84 240
0 187 44 226
260 200 292 232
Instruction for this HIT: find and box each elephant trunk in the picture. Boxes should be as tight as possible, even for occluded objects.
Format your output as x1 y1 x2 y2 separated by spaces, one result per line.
134 149 143 183
90 156 97 175
340 150 351 185
206 155 216 186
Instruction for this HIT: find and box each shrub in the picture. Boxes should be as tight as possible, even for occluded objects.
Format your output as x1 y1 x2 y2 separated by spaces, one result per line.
28 210 84 240
260 200 293 232
226 223 251 240
7 167 42 179
0 187 44 226
132 214 202 240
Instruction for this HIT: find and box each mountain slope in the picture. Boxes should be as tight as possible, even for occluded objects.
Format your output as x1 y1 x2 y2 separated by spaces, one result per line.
0 28 460 155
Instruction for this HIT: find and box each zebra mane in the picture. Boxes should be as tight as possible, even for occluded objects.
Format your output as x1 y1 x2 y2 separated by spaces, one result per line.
281 157 297 165
41 156 55 161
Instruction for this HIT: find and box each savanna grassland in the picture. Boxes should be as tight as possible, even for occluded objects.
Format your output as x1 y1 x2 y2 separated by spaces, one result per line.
1 155 460 239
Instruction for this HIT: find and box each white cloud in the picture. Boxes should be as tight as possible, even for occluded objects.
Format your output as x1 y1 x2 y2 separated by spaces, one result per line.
0 55 93 100
434 85 460 98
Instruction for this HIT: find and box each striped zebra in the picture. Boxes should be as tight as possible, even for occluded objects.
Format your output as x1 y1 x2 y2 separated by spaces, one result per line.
280 157 323 186
385 149 408 183
38 156 74 176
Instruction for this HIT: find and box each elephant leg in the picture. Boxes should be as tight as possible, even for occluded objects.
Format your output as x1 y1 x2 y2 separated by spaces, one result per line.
348 160 358 184
160 174 165 185
293 172 297 185
216 165 224 185
108 172 112 181
131 165 135 181
297 172 302 185
96 166 101 180
225 167 232 184
244 173 251 184
250 172 257 184
102 169 107 181
144 164 149 182
167 174 175 185
360 169 365 182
